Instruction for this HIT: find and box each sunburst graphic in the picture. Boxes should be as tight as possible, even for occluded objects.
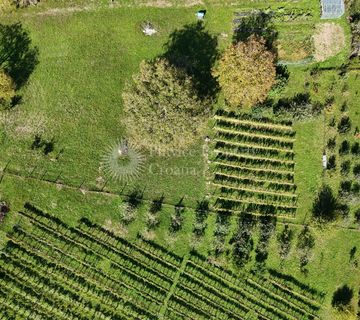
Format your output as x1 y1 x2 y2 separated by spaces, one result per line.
101 139 146 182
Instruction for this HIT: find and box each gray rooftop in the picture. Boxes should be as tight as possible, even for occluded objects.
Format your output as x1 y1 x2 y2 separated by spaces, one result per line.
321 0 345 19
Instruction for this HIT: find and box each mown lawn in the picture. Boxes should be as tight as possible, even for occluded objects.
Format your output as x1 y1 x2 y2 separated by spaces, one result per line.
1 1 360 319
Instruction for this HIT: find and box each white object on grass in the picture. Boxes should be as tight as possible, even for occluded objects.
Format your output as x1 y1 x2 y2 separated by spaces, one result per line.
322 154 327 169
142 23 157 36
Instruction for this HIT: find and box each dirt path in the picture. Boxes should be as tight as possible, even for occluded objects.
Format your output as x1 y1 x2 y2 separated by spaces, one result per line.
20 0 205 17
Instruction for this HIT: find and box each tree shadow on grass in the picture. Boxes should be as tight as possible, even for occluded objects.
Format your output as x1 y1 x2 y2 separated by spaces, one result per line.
312 185 339 222
332 285 353 310
0 23 39 89
162 21 219 99
233 11 278 52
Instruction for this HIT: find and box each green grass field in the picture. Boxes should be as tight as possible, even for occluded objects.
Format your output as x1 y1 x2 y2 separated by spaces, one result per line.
1 0 360 319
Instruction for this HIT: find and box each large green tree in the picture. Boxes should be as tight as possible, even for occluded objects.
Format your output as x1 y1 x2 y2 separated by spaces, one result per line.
122 58 209 153
213 35 276 109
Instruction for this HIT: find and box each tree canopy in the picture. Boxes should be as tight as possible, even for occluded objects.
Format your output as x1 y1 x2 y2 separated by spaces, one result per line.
122 58 209 153
0 0 14 13
213 35 276 109
0 70 15 107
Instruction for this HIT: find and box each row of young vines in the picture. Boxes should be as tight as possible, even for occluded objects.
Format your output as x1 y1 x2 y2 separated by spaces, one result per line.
210 110 298 217
0 204 321 320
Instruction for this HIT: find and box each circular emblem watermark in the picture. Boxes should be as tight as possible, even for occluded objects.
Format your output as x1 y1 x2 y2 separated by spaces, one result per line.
101 139 145 182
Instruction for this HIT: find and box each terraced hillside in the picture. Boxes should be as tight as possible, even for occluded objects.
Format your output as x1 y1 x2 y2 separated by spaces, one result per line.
211 110 298 217
0 204 322 320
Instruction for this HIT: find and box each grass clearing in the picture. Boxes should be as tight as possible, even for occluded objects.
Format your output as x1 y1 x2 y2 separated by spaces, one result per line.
1 1 360 319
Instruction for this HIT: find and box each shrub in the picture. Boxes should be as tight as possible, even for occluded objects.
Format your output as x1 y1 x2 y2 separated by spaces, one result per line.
170 201 185 233
339 140 350 155
193 200 209 237
274 93 323 120
193 221 207 237
123 58 209 153
355 208 360 224
327 137 336 150
329 117 336 127
327 155 337 170
214 212 230 240
127 189 143 209
353 164 360 178
269 65 289 97
351 182 360 194
0 201 10 223
149 196 164 214
277 224 293 260
341 160 351 175
118 202 137 225
340 180 352 196
351 142 360 155
325 95 335 108
231 214 255 266
213 35 276 109
340 101 348 112
337 203 350 217
255 216 276 264
297 225 315 270
212 237 226 256
14 0 40 8
338 116 352 134
145 211 160 229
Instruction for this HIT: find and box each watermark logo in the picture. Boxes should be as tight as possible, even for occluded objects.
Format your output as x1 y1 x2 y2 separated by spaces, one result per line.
101 139 146 182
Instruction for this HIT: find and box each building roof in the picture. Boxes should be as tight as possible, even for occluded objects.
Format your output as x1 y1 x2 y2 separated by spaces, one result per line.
321 0 345 19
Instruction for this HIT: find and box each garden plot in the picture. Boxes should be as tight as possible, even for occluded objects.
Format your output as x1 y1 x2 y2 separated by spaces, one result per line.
210 110 298 217
313 23 345 62
168 253 322 320
0 204 322 320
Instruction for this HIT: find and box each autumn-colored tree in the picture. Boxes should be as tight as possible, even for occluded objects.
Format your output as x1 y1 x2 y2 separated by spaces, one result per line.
213 35 276 109
0 70 15 107
0 0 14 13
122 58 209 153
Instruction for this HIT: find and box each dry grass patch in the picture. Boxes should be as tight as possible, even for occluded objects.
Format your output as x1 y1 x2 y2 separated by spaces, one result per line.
313 23 345 62
104 219 129 237
0 109 48 139
278 39 313 61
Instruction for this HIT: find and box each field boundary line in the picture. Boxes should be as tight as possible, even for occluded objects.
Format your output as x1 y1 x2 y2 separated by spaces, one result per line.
3 168 360 232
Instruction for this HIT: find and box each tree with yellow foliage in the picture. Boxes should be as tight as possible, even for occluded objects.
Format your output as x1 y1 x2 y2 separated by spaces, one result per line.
0 70 15 108
123 58 209 153
0 0 15 13
213 35 276 110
